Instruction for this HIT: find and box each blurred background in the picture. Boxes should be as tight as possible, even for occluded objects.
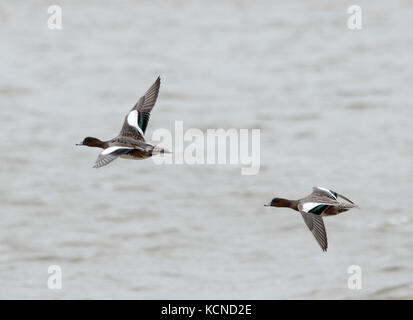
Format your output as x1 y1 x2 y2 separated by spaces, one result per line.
0 0 412 299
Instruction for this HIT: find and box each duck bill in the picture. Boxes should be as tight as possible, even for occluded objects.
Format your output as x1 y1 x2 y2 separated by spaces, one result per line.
264 203 271 207
76 142 83 146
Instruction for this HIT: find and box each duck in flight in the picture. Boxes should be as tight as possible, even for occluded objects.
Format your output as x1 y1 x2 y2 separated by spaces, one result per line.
265 187 358 252
77 76 169 168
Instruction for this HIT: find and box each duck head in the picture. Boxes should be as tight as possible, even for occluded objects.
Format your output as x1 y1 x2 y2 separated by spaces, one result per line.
76 137 105 148
265 198 299 211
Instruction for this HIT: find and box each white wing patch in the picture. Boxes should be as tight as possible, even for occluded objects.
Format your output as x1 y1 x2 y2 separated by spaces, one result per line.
102 146 133 155
127 110 144 136
302 202 330 213
317 187 337 200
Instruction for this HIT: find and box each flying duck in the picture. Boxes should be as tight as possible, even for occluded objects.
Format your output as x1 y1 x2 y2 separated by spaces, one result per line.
77 76 169 168
265 187 358 251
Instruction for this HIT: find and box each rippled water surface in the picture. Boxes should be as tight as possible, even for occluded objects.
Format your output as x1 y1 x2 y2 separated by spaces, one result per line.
1 0 412 299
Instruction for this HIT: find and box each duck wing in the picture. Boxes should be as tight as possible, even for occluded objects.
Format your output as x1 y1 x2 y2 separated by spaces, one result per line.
337 193 355 204
312 187 338 201
300 211 328 252
300 201 333 215
312 186 355 204
119 76 161 141
93 146 134 168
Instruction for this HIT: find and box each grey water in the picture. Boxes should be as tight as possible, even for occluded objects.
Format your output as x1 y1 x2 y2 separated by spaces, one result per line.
0 0 412 299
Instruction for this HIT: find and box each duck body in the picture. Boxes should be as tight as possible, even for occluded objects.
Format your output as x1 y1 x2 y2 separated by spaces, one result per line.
106 136 161 160
77 77 169 168
299 188 357 217
266 186 358 252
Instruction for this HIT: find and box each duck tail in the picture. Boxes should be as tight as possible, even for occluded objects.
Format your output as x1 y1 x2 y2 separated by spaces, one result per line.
152 145 172 155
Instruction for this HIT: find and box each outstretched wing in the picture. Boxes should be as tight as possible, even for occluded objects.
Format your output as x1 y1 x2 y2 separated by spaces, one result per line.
312 186 355 204
120 76 161 141
93 146 133 168
300 211 328 252
312 187 338 201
